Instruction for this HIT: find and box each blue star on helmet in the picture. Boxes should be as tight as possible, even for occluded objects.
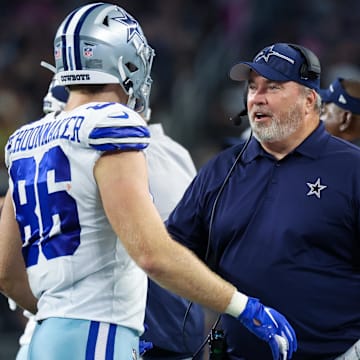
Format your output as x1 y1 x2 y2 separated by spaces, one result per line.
255 45 295 64
112 12 144 43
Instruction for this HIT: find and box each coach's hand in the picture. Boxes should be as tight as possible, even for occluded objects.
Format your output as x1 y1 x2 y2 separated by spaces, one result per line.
238 297 297 359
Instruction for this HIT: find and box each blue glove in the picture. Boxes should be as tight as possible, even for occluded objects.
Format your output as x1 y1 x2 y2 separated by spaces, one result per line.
238 297 297 359
139 340 153 356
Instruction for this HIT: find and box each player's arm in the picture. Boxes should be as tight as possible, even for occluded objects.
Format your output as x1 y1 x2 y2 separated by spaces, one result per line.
94 150 297 359
0 190 37 314
95 150 237 313
0 196 5 215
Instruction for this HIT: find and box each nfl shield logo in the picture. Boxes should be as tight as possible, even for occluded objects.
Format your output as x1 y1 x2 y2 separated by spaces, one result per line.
54 46 61 60
83 47 93 57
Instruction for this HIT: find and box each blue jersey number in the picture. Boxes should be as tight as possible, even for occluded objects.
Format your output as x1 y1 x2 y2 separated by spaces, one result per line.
10 146 81 267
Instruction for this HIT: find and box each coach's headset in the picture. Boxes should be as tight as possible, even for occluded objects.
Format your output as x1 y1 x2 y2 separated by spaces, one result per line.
289 43 321 81
230 43 320 127
190 43 321 359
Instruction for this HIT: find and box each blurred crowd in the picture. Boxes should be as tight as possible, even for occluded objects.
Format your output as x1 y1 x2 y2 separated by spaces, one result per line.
0 0 359 357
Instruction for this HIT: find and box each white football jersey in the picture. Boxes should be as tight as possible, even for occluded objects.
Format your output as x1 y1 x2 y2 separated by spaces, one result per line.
5 102 149 334
145 124 196 221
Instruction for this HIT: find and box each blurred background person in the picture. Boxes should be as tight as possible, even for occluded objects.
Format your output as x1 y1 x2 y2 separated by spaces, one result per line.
320 78 360 145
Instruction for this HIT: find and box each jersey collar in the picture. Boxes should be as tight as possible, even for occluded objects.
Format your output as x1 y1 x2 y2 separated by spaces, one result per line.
241 121 330 163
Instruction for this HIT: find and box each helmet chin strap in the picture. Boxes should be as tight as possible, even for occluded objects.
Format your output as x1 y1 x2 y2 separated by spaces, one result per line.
127 92 136 111
142 107 151 122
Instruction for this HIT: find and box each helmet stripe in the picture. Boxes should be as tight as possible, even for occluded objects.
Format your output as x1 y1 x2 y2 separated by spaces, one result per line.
61 3 104 71
73 3 104 70
61 10 77 71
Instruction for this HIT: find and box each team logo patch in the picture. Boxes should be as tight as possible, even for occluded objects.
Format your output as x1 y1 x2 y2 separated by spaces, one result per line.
255 45 295 64
83 47 94 57
306 177 327 199
54 45 62 60
338 94 347 104
112 10 145 43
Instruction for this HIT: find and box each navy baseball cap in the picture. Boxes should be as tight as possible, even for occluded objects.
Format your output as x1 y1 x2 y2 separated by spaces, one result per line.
319 78 360 114
229 43 321 91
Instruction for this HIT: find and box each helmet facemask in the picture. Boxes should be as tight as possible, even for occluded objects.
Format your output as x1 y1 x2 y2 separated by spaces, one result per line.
117 35 154 120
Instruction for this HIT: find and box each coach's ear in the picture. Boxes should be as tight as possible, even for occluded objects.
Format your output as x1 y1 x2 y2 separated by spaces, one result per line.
339 110 352 132
302 87 318 117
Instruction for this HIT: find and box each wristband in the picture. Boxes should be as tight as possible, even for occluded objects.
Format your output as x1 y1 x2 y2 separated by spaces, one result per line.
225 291 248 318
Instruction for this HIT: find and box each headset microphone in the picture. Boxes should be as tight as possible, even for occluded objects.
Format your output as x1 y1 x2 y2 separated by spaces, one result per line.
230 85 248 126
229 108 248 126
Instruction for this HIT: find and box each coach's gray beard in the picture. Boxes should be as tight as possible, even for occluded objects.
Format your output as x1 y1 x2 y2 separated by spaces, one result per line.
250 101 303 143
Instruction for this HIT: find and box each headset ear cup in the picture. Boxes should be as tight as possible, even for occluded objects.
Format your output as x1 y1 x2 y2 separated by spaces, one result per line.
288 43 321 80
300 63 308 79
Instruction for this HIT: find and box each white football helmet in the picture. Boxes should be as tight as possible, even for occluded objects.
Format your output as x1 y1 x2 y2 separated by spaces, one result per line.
54 2 155 119
43 78 69 114
41 61 69 114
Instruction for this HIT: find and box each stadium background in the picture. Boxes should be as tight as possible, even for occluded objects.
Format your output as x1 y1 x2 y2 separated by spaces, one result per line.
0 0 359 358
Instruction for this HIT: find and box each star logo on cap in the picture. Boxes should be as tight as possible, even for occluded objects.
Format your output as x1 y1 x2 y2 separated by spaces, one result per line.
306 178 327 199
112 12 144 43
255 45 295 64
255 46 276 62
338 94 347 104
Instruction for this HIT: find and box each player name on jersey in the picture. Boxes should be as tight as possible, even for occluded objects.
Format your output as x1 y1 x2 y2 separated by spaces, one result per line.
7 115 84 154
